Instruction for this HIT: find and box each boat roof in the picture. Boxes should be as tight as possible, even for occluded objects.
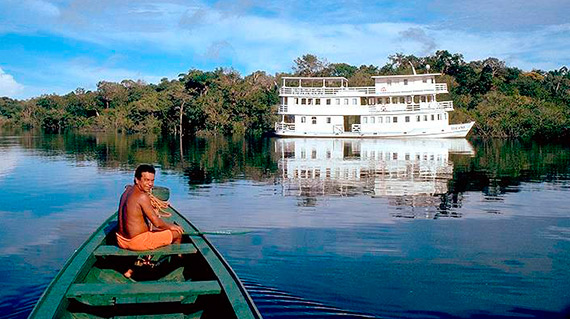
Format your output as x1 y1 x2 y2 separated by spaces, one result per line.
371 73 441 79
281 76 349 81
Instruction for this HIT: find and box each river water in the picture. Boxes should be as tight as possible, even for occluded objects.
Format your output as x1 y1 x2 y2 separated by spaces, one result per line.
0 130 569 318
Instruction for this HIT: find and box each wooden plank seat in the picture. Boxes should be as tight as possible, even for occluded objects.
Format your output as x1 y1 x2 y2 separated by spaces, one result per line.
93 244 197 257
66 281 222 306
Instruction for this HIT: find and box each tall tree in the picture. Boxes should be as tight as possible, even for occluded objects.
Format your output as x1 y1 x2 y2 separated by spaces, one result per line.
293 54 329 76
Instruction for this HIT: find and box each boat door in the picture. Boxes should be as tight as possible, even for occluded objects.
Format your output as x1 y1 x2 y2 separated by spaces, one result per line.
343 116 360 132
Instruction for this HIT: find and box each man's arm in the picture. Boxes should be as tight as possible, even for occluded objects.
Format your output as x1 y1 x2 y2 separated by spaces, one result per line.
139 194 184 234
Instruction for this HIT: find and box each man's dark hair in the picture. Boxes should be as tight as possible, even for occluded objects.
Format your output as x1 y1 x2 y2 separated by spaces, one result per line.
135 164 155 179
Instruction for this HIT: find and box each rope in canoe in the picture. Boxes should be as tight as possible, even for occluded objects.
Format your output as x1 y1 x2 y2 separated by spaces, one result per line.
148 192 172 218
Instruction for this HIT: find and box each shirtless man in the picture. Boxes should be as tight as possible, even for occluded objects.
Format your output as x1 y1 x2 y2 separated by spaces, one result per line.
116 164 183 251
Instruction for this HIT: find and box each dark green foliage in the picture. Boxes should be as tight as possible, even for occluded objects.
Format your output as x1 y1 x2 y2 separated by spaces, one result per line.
0 51 568 140
0 97 22 119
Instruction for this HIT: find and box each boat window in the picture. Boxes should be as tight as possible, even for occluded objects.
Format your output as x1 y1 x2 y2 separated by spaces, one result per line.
301 116 306 123
312 117 317 124
326 99 331 105
326 117 331 124
336 99 340 105
431 114 435 121
363 117 368 124
377 98 382 104
344 99 349 105
386 116 390 123
405 116 410 122
378 116 383 123
295 98 299 104
414 96 420 103
308 99 312 105
416 115 421 122
407 96 412 103
437 114 441 120
371 117 375 124
393 116 398 123
421 96 426 102
431 78 434 83
315 99 321 105
428 95 433 102
444 113 448 119
404 79 408 85
387 80 392 86
400 97 405 104
301 98 306 105
311 149 317 159
424 115 428 121
385 98 390 104
422 78 427 83
352 98 357 105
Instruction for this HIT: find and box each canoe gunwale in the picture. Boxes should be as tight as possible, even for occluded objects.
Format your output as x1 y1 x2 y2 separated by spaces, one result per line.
28 193 262 319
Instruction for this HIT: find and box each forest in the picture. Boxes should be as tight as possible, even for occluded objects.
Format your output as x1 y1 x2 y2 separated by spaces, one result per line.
0 50 569 140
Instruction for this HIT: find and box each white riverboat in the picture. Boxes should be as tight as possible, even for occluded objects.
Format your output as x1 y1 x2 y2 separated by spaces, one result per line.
274 71 475 138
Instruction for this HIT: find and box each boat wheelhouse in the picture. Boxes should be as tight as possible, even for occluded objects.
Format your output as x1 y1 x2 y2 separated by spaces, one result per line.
274 72 475 138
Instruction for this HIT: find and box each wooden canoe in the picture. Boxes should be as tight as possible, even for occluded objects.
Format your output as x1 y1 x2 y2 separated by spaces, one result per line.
28 187 262 319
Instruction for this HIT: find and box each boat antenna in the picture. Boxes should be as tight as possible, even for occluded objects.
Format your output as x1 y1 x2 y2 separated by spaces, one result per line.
408 61 417 75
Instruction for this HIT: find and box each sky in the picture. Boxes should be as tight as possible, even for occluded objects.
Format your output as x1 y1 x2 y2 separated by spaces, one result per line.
0 0 569 99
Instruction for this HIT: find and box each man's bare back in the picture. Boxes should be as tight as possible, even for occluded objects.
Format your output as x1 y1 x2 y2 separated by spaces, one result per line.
117 165 183 248
118 185 152 238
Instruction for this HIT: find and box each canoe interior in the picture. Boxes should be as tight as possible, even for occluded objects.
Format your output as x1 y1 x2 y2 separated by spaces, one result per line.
29 187 261 319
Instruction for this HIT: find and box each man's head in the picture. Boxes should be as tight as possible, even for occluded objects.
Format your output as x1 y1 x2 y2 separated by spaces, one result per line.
134 164 155 193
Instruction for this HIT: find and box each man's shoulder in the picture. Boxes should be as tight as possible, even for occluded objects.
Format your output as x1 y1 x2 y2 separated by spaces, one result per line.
129 187 150 203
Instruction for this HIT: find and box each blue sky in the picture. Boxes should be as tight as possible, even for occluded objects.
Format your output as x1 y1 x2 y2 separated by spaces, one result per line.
0 0 569 99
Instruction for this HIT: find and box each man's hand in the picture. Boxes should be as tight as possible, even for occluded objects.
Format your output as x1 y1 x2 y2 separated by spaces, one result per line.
169 224 184 235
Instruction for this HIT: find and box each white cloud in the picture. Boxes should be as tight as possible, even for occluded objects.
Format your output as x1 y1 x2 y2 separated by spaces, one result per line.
0 68 24 98
1 0 569 98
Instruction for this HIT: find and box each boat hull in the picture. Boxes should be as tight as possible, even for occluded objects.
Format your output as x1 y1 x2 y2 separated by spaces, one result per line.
274 121 475 138
28 187 261 319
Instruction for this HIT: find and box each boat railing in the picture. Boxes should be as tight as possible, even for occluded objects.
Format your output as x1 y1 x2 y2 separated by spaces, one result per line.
406 104 421 111
280 86 375 95
280 84 447 96
435 83 447 92
437 101 454 110
351 124 361 133
275 122 295 131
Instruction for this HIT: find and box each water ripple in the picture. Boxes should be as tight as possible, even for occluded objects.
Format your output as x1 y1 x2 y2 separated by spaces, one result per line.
243 279 377 318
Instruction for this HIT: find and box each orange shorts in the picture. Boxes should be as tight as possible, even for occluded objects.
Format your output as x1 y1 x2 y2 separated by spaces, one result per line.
116 230 173 251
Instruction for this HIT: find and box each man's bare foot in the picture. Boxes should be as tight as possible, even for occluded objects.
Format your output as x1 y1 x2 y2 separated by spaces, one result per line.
124 268 134 278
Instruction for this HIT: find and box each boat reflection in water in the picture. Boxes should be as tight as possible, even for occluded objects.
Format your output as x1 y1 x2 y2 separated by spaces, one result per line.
275 138 475 219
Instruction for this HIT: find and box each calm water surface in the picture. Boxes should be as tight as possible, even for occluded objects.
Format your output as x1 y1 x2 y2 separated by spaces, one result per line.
1 130 570 318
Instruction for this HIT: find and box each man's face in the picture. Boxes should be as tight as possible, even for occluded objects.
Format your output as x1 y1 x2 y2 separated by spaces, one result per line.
136 172 155 193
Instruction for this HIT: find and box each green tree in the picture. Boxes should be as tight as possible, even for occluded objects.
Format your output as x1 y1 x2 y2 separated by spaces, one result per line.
293 54 329 76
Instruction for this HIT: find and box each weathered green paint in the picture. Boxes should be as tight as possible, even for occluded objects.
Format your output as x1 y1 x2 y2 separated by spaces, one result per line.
67 281 221 306
93 243 197 256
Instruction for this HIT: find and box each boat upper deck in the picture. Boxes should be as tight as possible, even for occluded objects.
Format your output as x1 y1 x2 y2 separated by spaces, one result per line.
280 74 447 96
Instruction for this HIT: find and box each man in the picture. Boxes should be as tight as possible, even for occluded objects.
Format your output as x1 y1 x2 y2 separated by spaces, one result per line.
116 164 184 251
